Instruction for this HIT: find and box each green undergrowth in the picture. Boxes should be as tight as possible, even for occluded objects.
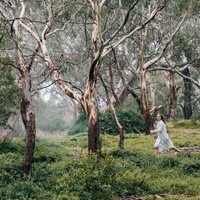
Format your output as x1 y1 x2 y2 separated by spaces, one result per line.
0 120 200 200
171 119 200 129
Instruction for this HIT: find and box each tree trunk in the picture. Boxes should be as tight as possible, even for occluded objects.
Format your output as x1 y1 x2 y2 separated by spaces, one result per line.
88 111 100 153
82 80 100 152
182 68 193 119
85 101 100 152
118 128 125 149
140 65 152 134
20 74 36 174
110 103 125 149
139 25 152 135
144 111 152 135
165 72 177 119
99 73 125 149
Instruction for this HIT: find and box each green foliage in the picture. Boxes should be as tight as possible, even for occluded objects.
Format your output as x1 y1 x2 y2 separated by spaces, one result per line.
182 162 200 177
172 120 200 129
173 33 198 63
0 123 200 199
100 111 145 134
68 111 88 134
0 63 21 126
173 0 200 14
0 139 24 154
69 110 145 135
158 156 180 168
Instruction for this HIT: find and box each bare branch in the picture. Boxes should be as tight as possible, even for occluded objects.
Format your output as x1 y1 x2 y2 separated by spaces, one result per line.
27 44 40 71
103 0 140 47
41 0 53 39
46 4 84 37
99 0 107 8
149 67 200 89
86 0 95 10
102 2 162 58
150 105 163 115
144 13 187 70
174 68 200 89
20 21 40 42
19 1 25 18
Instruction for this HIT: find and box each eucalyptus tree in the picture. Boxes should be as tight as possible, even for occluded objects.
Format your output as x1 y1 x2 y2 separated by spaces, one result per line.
9 0 169 152
101 0 200 132
0 1 40 174
99 0 188 134
150 0 200 119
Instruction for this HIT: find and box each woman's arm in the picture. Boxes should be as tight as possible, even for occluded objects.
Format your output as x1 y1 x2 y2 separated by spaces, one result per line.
151 122 163 134
150 129 157 133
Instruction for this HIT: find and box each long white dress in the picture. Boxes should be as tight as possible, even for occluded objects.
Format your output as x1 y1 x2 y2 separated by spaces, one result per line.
151 120 174 152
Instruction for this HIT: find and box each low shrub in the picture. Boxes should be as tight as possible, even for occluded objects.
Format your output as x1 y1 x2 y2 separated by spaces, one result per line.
173 120 200 129
55 154 147 200
0 139 24 154
68 112 88 134
158 156 180 168
69 110 145 135
182 162 200 177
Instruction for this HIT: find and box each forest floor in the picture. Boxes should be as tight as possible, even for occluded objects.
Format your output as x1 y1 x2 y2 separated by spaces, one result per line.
0 120 200 200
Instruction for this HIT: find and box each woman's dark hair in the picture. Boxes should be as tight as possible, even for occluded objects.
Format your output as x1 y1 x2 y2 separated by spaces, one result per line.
157 113 166 123
160 114 165 123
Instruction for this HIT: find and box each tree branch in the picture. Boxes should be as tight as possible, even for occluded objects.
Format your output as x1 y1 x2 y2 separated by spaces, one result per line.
101 2 162 58
99 0 107 8
144 13 187 70
149 67 200 89
150 105 163 115
103 0 140 47
41 0 53 40
86 0 95 10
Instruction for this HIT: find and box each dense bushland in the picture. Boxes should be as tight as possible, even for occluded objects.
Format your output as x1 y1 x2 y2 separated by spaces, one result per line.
1 121 200 199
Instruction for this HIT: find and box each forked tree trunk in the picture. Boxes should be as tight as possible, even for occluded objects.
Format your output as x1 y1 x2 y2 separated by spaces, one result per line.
20 74 36 174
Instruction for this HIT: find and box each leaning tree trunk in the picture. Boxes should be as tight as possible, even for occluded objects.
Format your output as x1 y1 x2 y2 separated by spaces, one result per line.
182 68 193 119
20 73 36 174
112 105 125 149
100 73 125 149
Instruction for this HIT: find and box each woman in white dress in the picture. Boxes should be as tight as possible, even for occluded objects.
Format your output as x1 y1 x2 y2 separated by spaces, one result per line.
151 113 180 154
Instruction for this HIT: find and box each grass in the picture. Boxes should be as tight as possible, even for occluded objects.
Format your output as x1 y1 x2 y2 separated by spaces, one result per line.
0 120 200 200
